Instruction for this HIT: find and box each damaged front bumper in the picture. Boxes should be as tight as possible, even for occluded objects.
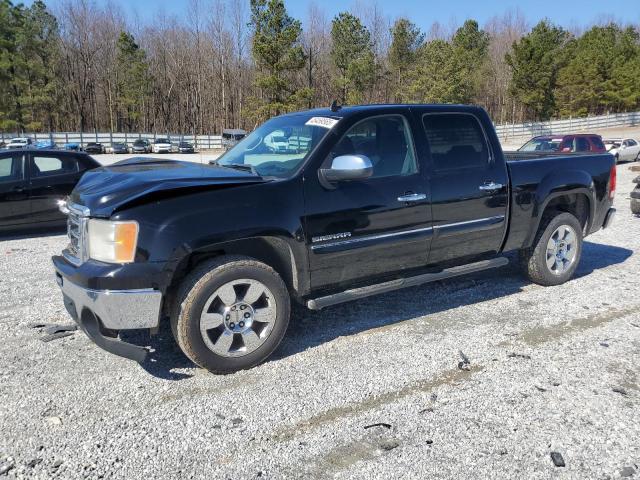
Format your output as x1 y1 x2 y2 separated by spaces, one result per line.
53 265 162 363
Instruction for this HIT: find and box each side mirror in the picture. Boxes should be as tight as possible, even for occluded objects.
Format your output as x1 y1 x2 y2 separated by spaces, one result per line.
319 155 373 186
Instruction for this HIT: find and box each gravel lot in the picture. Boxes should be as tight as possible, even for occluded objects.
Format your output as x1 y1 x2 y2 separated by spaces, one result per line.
0 157 639 479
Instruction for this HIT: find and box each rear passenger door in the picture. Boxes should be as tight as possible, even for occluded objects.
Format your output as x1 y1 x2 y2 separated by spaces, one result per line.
421 112 508 265
29 153 82 224
0 153 30 227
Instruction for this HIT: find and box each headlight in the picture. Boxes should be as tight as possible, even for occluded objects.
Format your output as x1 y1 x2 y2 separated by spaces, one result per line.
88 220 139 263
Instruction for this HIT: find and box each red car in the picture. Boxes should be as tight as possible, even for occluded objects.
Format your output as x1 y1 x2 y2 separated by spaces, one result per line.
519 134 606 153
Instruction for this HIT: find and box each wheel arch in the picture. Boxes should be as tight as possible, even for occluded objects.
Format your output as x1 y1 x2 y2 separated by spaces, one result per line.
162 235 307 318
524 169 596 248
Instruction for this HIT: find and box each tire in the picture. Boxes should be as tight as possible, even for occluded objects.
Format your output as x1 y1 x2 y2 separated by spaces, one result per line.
631 198 640 215
615 154 619 164
171 256 290 374
519 212 583 286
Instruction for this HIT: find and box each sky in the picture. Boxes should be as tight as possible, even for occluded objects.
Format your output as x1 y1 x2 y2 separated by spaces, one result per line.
25 0 640 30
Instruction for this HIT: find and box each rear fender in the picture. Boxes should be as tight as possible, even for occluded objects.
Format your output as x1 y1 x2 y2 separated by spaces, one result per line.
524 169 595 247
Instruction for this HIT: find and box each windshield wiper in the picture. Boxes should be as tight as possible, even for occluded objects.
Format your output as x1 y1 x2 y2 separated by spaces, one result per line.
212 161 258 175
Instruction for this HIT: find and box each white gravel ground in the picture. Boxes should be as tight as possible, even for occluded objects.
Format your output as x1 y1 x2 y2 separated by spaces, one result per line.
0 161 638 479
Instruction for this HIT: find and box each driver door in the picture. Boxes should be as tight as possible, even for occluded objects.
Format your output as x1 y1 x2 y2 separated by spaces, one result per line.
303 113 433 291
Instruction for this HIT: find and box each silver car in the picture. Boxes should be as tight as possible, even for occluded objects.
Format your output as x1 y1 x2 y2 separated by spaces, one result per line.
604 138 640 163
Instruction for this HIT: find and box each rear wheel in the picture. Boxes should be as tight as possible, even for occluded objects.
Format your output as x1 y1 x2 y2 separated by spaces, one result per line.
171 256 290 374
520 212 583 286
631 198 640 215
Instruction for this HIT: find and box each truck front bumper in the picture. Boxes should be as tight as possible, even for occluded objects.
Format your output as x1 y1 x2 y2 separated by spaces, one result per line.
54 267 162 363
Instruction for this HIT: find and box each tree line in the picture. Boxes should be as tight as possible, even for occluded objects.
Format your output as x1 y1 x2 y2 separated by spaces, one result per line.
1 0 639 135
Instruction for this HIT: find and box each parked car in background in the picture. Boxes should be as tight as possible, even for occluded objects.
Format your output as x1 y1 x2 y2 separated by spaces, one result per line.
53 104 616 372
6 137 33 149
632 175 640 214
222 129 247 150
152 138 172 153
132 139 152 154
84 142 105 154
35 140 56 150
178 141 195 153
519 134 606 153
604 138 640 163
0 149 99 232
64 143 80 151
111 142 130 154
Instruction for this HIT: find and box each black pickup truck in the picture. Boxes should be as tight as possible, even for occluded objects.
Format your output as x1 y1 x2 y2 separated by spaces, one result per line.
52 105 616 373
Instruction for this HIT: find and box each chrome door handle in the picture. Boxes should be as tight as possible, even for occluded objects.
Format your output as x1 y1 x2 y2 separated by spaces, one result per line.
479 182 503 192
398 193 427 203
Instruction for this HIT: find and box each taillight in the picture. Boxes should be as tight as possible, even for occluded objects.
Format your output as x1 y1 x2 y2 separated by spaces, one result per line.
609 165 616 200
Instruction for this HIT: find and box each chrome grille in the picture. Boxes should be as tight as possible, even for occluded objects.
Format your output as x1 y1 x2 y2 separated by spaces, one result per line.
61 202 89 265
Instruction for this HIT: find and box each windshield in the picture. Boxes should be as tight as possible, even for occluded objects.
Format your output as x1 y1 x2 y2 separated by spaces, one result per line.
216 114 335 178
519 138 561 152
156 138 170 143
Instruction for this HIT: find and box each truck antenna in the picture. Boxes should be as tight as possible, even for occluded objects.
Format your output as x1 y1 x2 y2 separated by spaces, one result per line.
330 100 341 112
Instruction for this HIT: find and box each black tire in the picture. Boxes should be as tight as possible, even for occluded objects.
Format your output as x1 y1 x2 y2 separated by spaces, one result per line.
631 198 640 215
519 212 583 286
171 255 290 374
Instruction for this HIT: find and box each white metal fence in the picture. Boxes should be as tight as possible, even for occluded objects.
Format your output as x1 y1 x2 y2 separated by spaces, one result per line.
494 111 640 141
0 131 224 150
2 111 640 149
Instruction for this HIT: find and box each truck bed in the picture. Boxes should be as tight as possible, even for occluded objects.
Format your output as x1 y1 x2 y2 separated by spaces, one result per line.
503 151 610 162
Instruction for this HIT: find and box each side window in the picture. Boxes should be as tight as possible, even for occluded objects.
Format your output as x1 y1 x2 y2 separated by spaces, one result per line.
628 139 638 147
331 115 417 178
560 137 574 152
422 114 489 171
590 137 605 151
32 155 79 177
575 137 590 152
0 155 24 183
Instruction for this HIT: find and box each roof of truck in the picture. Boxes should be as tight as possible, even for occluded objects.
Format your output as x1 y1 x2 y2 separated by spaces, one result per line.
280 103 486 119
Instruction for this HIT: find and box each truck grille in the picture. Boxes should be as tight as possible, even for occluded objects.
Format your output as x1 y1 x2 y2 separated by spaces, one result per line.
62 202 89 265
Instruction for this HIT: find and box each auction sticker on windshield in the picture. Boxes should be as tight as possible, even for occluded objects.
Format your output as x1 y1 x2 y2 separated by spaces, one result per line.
305 117 339 129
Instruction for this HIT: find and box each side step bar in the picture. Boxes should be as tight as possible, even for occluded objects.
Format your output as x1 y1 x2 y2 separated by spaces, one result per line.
306 257 509 310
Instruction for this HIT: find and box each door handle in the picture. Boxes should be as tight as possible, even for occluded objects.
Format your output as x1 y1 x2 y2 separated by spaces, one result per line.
398 193 427 203
12 186 25 193
479 182 503 192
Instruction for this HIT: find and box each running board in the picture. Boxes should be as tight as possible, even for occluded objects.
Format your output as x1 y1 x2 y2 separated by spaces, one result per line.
306 257 509 310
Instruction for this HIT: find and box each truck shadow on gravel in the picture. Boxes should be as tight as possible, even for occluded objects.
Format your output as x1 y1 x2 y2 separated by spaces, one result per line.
122 241 632 379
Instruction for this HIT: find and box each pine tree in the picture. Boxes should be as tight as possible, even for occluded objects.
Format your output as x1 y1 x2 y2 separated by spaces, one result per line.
506 20 569 120
115 31 151 131
249 0 307 120
330 12 375 104
388 18 423 101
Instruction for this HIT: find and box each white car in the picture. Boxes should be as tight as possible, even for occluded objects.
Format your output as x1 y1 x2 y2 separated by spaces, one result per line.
604 138 640 163
6 137 32 149
152 138 172 153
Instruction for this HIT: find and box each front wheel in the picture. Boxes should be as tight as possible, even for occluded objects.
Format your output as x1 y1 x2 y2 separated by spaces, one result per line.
171 256 290 374
519 212 583 286
632 198 640 215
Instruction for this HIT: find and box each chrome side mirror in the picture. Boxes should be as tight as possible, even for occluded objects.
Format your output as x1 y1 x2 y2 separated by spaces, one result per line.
319 155 373 185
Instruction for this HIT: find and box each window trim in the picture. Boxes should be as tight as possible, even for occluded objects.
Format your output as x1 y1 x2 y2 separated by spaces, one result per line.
29 154 79 180
324 113 420 179
421 111 494 173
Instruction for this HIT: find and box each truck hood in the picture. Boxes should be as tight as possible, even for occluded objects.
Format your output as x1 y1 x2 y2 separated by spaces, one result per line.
70 157 267 217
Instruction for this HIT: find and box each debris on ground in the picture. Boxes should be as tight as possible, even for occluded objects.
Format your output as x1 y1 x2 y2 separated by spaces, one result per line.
0 461 14 476
612 387 628 396
620 466 637 477
43 324 78 335
45 416 63 426
458 350 471 371
364 423 392 430
534 385 547 392
550 451 566 467
507 352 532 360
41 331 74 342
